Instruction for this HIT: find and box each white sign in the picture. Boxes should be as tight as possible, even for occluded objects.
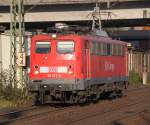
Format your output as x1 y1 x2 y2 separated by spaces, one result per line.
104 62 115 72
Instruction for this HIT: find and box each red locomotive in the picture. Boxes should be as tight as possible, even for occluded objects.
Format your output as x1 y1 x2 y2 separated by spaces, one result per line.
28 28 128 104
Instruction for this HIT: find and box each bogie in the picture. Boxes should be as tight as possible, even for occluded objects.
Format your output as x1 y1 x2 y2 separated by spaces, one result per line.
32 82 126 105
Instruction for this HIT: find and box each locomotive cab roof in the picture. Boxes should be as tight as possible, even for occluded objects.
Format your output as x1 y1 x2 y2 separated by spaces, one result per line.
33 24 127 46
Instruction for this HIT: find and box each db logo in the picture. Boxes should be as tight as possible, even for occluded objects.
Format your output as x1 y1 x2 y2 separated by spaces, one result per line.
49 67 57 72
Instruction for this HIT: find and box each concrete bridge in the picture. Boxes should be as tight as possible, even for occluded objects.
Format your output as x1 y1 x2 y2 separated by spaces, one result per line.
0 0 146 6
0 0 150 29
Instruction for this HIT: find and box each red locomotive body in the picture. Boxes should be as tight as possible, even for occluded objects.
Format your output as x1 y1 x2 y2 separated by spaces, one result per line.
29 33 128 104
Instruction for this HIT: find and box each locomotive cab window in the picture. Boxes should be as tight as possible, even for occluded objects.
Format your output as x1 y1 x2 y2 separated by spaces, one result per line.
36 42 51 54
57 41 74 54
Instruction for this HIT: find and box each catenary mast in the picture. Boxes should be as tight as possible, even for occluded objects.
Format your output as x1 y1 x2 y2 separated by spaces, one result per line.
10 0 25 88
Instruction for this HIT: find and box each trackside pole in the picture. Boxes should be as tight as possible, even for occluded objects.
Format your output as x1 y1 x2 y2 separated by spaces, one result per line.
143 72 147 85
142 52 148 85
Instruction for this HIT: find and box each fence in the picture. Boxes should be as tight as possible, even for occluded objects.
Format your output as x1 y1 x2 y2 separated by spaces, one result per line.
128 51 150 75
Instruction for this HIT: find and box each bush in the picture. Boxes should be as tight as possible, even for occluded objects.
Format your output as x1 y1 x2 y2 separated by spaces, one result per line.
129 71 142 86
0 70 31 107
148 73 150 84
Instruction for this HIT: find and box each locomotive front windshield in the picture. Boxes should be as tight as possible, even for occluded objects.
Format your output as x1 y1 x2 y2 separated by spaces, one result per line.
57 41 74 54
36 42 51 54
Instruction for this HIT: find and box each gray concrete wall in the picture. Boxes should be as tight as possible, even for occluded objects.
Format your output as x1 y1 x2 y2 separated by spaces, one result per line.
0 34 10 71
0 34 31 72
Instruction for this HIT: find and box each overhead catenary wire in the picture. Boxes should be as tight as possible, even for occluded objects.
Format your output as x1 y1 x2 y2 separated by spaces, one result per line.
25 0 43 13
86 0 121 30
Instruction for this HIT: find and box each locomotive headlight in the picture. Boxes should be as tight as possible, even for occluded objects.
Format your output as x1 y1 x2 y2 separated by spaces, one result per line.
52 34 57 38
34 70 39 75
43 85 47 88
68 71 73 74
58 84 62 88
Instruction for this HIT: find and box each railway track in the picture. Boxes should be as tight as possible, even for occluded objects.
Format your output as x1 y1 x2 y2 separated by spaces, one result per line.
0 104 57 124
0 85 149 125
63 92 150 125
124 85 149 93
0 105 37 117
44 86 150 125
0 104 77 125
107 109 150 125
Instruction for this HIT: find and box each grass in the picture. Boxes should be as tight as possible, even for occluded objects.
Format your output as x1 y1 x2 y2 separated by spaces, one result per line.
0 85 32 109
0 70 32 109
0 96 32 109
148 73 150 84
129 71 142 86
0 98 16 108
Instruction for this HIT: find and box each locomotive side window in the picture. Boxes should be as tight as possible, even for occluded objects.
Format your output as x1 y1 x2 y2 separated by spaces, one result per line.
107 44 113 56
36 42 51 54
91 42 95 54
113 44 118 56
95 42 99 55
118 45 122 56
100 43 104 55
99 43 107 56
122 46 125 56
115 44 119 56
90 43 94 54
120 45 125 56
112 44 115 55
112 44 125 56
98 43 102 55
103 43 107 56
91 42 96 54
90 42 124 56
117 45 124 56
57 41 74 54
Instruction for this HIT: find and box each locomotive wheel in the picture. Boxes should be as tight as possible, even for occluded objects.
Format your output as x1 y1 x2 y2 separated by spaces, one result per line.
116 89 123 98
109 91 117 99
34 92 44 105
70 94 77 104
92 93 100 103
109 90 123 99
78 97 87 104
34 94 42 106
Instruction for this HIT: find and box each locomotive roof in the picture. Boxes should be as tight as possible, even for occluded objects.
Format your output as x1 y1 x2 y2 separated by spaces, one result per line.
81 34 127 45
32 33 127 45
